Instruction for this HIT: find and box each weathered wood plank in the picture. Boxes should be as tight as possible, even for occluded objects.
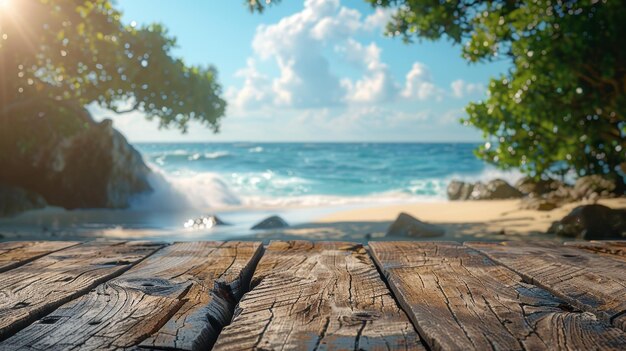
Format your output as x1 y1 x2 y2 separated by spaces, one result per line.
0 241 163 341
370 241 626 350
564 241 626 259
467 241 626 332
213 241 424 351
0 241 80 273
1 241 263 351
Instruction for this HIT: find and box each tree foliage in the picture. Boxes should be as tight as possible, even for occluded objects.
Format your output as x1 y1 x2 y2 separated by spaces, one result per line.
0 0 226 132
249 0 625 179
370 0 626 179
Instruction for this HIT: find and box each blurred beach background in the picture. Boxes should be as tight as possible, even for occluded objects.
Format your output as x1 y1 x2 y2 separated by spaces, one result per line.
3 141 623 242
1 0 624 242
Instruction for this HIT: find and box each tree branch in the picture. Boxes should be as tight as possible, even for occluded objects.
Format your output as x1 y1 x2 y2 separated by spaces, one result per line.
110 101 140 114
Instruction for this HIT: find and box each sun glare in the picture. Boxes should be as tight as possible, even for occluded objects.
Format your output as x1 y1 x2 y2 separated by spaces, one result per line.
0 0 13 12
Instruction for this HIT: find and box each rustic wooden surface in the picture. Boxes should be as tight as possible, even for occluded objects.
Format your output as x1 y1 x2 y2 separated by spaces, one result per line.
370 241 626 351
0 241 163 341
467 241 626 332
213 241 425 350
0 241 79 273
2 241 263 351
0 240 624 350
564 241 626 258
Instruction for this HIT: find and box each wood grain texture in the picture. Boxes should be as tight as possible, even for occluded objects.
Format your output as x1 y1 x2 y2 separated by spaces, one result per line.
213 241 424 351
564 241 626 259
370 241 626 351
0 241 79 273
0 241 163 341
467 241 626 332
1 241 262 351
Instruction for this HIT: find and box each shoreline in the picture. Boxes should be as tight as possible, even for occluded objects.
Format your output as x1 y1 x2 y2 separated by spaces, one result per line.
242 197 626 243
1 197 625 243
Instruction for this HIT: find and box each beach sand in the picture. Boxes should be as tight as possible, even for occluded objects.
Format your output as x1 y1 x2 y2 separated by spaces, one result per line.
249 197 626 243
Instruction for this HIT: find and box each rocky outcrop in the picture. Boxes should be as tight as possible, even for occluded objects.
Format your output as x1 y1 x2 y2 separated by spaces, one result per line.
0 100 152 213
448 179 523 201
515 177 563 197
0 185 47 217
470 179 523 200
251 215 289 230
547 204 626 240
573 175 619 199
386 212 445 237
447 181 474 201
449 175 624 213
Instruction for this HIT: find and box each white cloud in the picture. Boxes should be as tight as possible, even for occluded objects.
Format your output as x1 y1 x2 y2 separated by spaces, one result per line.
228 0 451 128
337 39 398 103
241 0 347 108
231 0 411 110
310 7 362 41
363 8 394 31
227 59 272 109
450 79 485 98
401 62 442 101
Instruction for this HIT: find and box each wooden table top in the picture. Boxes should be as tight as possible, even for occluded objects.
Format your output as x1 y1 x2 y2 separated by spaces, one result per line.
0 240 624 350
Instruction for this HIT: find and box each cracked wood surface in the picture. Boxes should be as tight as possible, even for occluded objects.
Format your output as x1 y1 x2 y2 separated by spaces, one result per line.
213 241 424 350
467 241 626 332
0 241 79 273
0 241 163 341
1 241 263 351
564 241 626 259
369 241 626 351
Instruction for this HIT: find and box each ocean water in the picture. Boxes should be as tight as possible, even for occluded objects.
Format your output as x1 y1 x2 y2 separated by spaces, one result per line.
1 142 524 241
133 142 522 210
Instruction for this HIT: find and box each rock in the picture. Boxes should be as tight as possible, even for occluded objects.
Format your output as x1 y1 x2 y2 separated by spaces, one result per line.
386 212 445 238
547 204 626 240
0 185 47 217
470 179 523 200
251 215 289 230
447 180 474 201
0 101 152 210
520 197 558 211
184 215 227 229
573 175 617 200
545 184 575 201
515 177 563 196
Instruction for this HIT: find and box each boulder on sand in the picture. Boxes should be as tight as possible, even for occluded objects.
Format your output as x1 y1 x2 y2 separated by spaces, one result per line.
547 204 626 240
470 179 523 200
0 185 47 217
251 215 289 230
386 212 445 238
447 180 474 201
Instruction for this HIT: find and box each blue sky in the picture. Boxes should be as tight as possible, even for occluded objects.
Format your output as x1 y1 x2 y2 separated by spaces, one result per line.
93 0 509 142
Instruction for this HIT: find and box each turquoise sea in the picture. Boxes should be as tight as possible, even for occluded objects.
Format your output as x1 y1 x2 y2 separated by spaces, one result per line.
1 143 522 240
134 142 522 207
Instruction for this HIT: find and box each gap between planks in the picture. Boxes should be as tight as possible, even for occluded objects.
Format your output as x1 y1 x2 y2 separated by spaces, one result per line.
1 240 625 351
0 241 263 351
